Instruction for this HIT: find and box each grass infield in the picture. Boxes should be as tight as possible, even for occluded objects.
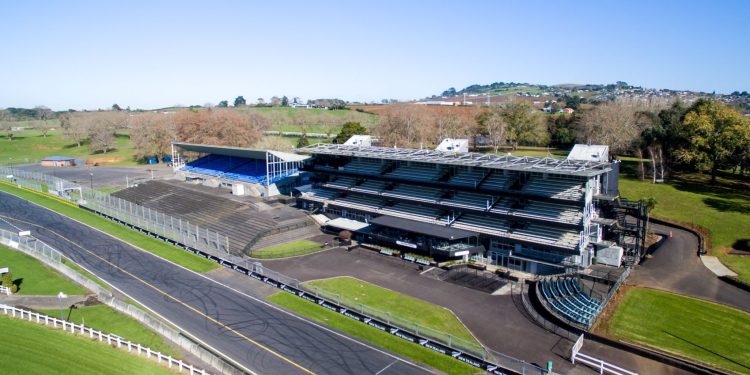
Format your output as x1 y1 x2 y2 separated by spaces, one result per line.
39 304 177 357
0 315 175 375
0 183 218 273
266 292 480 375
605 288 750 374
251 239 325 259
0 244 87 295
304 276 479 346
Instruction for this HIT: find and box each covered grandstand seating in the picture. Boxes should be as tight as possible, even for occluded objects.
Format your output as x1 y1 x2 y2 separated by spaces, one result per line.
452 214 509 237
342 158 384 175
448 168 486 188
323 176 357 190
511 224 579 249
351 179 389 194
539 277 602 327
182 155 272 184
333 194 384 211
479 171 513 191
523 177 584 201
440 192 494 211
386 163 444 182
380 202 442 222
513 201 583 224
382 184 442 203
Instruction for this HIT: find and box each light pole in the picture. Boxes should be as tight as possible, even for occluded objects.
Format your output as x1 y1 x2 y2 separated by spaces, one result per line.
89 172 93 191
57 291 67 320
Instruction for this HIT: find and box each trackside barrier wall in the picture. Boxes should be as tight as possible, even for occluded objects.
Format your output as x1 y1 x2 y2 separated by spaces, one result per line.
571 334 639 375
0 228 244 375
1 168 548 374
0 305 211 375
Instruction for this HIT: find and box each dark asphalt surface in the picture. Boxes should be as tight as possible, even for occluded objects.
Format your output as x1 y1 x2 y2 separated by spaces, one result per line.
631 223 750 312
17 164 173 189
0 191 431 375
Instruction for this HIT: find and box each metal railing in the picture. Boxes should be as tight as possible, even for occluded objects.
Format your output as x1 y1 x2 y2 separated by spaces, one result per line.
1 167 236 260
517 282 579 342
571 334 638 375
0 285 11 295
0 229 62 264
0 305 210 375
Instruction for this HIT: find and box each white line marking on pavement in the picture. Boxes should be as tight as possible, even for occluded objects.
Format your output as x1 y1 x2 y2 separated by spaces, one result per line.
375 360 399 375
419 266 435 275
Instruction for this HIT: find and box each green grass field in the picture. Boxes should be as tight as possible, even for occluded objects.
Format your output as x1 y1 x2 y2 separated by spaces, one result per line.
0 183 218 273
0 245 87 295
39 304 177 357
236 106 378 133
0 315 175 375
304 276 478 346
267 292 480 375
605 288 750 374
251 239 325 259
618 171 750 282
0 129 140 166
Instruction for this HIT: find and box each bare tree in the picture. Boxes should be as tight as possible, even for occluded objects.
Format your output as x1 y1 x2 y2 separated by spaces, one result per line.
0 111 15 141
88 120 117 154
34 106 53 137
175 109 267 147
477 111 507 153
129 112 177 159
63 113 91 147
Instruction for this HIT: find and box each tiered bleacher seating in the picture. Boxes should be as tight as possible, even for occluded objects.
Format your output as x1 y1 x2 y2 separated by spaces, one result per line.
386 163 443 182
333 194 384 211
382 184 442 203
323 176 357 190
448 168 486 188
452 214 508 237
539 277 602 327
342 159 383 175
479 171 512 191
351 179 389 194
513 201 583 224
440 192 493 211
381 202 441 222
523 177 584 200
511 224 579 249
488 198 513 214
303 188 338 202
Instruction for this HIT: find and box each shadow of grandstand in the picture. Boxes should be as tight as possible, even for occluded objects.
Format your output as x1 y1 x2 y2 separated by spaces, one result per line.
436 266 507 294
662 330 750 372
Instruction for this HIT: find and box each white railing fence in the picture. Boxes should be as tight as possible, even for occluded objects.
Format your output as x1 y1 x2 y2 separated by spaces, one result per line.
571 334 638 375
0 285 11 295
0 304 210 374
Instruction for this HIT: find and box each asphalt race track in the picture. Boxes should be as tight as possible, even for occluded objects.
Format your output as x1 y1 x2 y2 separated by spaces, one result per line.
0 191 432 375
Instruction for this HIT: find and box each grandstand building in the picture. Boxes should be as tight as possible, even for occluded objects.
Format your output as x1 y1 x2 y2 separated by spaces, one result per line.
171 142 307 197
297 141 624 274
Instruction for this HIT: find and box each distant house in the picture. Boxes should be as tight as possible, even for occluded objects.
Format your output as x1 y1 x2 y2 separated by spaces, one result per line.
40 156 76 167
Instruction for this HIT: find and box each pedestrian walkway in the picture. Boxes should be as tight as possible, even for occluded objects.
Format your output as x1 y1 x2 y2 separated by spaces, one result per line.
0 294 89 309
700 256 738 277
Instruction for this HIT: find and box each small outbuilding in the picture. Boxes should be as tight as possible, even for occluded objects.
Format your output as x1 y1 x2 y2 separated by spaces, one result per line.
40 156 76 167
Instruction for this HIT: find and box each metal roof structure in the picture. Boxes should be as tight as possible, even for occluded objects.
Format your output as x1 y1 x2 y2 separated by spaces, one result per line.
300 144 612 177
41 156 76 161
369 215 477 240
173 142 308 162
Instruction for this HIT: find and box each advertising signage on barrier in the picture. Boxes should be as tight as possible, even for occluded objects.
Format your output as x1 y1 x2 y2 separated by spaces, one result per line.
82 205 525 375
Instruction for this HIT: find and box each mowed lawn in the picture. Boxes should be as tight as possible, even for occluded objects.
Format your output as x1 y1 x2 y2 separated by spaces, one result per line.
619 173 750 282
0 128 139 166
39 304 177 357
304 276 478 345
267 292 479 375
252 239 324 259
0 315 175 375
605 288 750 374
0 245 87 295
0 183 218 273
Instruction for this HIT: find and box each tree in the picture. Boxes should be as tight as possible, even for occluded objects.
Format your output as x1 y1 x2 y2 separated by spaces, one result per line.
281 96 289 107
34 106 53 137
296 133 310 148
501 101 548 150
112 103 122 111
129 112 177 159
256 97 265 106
88 120 117 154
62 113 90 147
175 109 268 148
675 99 750 183
0 111 15 141
217 100 228 108
476 110 507 152
234 96 246 107
334 121 368 144
578 99 642 154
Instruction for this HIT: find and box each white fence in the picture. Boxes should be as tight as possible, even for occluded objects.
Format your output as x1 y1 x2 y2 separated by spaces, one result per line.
571 334 638 375
0 285 11 295
0 304 210 374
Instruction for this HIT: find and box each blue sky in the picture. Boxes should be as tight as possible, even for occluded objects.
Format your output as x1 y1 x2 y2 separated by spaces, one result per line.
1 0 748 110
